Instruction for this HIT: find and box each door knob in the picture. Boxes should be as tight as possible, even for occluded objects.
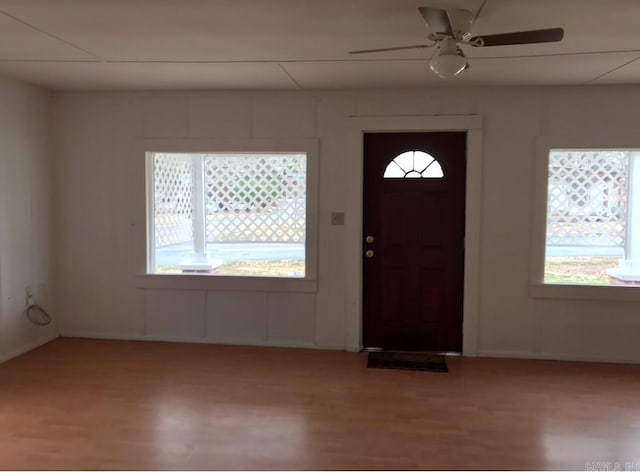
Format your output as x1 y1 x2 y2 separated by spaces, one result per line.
365 250 374 258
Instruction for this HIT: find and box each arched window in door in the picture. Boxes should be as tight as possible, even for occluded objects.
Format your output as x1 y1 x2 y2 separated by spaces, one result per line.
383 150 444 179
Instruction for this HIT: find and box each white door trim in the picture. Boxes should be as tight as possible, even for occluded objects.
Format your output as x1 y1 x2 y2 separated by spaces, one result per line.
343 115 483 356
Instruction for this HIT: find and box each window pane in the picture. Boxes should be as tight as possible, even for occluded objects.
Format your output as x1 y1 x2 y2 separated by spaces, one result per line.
153 153 194 252
423 161 444 178
393 151 414 173
383 161 405 178
544 149 640 287
149 152 306 278
413 152 432 173
383 150 444 179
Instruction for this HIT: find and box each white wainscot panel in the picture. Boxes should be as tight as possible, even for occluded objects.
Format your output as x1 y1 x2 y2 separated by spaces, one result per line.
206 291 268 343
267 293 316 346
251 94 316 138
143 94 188 138
541 87 640 137
356 90 431 116
538 299 640 363
188 93 251 138
144 289 206 339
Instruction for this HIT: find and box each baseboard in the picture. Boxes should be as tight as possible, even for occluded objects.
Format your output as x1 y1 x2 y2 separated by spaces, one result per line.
478 349 640 365
0 332 60 364
59 330 328 350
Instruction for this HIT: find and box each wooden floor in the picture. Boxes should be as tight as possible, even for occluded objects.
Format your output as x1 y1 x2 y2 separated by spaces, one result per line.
1 338 640 470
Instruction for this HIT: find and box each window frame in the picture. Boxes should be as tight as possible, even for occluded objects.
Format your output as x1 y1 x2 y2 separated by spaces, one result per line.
530 135 640 302
134 138 319 293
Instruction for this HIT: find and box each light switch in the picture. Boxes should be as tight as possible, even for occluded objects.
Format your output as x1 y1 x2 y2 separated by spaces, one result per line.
331 212 345 225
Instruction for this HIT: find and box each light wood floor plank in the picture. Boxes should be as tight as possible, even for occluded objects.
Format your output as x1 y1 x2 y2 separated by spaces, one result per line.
0 338 639 470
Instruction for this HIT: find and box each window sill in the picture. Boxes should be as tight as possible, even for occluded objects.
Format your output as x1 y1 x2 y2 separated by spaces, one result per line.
135 274 318 293
530 283 640 302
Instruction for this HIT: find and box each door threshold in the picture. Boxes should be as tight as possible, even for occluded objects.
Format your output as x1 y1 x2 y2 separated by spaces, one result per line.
362 347 462 356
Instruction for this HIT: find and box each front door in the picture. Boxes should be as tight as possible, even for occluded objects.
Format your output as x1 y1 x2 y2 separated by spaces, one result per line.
362 132 466 352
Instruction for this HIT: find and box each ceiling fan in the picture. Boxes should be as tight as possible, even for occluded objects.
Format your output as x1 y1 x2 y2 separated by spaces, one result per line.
349 7 564 78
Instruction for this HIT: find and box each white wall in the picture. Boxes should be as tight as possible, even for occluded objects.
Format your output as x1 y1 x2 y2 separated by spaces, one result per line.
0 75 58 361
51 85 640 362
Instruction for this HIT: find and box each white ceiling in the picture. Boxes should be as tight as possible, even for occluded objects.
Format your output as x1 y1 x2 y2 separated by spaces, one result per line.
0 0 640 90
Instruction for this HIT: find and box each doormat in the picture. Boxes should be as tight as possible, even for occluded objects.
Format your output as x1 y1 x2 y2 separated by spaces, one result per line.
367 351 448 373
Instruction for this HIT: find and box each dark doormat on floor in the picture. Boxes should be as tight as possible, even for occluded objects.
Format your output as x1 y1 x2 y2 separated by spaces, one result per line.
367 351 448 372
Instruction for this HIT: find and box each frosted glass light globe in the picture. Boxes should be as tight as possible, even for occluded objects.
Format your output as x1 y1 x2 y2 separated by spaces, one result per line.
429 52 468 78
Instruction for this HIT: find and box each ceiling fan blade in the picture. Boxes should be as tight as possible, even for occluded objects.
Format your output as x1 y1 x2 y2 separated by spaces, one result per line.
349 44 432 54
418 7 454 36
470 27 564 47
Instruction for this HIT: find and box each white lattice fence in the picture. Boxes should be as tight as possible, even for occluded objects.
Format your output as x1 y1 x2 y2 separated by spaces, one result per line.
204 154 306 242
154 154 194 247
547 151 629 247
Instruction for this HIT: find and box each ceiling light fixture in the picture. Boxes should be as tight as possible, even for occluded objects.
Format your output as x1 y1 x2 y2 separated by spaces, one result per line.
429 38 468 78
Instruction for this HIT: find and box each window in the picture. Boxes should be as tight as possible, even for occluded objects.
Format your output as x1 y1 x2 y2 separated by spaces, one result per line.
543 149 640 287
383 150 444 179
147 152 307 278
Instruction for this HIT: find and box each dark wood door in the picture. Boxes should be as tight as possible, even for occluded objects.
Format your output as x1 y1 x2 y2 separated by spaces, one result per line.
363 132 466 352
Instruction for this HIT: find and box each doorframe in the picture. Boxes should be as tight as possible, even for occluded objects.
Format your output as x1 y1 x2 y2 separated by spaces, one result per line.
343 115 483 356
